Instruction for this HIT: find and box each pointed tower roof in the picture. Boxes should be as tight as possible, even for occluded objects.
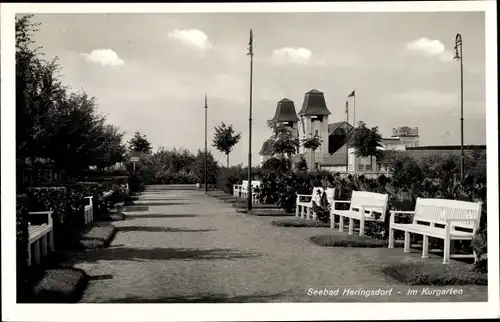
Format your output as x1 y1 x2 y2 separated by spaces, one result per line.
298 89 331 116
271 98 300 122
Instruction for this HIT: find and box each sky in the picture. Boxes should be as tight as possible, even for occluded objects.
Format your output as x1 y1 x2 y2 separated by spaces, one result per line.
27 12 486 166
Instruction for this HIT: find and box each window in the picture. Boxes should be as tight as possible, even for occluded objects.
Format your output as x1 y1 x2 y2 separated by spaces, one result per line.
358 164 364 171
365 164 372 171
315 130 319 136
315 162 319 170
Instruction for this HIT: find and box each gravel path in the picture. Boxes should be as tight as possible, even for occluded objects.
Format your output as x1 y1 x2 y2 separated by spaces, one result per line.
66 186 487 303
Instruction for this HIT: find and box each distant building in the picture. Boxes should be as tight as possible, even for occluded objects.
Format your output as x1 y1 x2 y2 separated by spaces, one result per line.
259 89 424 172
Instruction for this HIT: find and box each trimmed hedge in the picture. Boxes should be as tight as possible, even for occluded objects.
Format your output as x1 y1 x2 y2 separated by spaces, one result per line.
381 261 487 285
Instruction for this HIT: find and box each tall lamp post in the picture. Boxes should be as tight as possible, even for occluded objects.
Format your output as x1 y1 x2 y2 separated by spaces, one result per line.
247 29 254 211
453 33 464 181
204 94 208 193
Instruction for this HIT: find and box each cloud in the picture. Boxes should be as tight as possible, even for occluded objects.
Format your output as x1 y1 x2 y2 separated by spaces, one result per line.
406 38 454 62
391 90 458 109
271 47 312 65
81 49 125 67
168 29 213 50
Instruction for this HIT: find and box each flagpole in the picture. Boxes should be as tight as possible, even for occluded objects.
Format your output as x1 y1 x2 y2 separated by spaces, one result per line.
353 90 356 127
345 101 349 172
204 94 208 193
247 29 254 211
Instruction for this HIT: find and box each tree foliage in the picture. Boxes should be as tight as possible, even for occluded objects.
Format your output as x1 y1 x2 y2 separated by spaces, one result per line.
16 15 127 185
128 131 153 155
212 122 241 167
349 121 384 167
266 120 300 157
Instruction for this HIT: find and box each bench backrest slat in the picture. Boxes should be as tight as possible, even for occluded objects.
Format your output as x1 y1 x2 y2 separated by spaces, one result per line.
414 198 482 231
349 191 389 221
326 188 336 205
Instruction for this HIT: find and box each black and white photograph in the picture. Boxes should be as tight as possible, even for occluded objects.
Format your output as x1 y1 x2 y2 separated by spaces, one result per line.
1 1 498 321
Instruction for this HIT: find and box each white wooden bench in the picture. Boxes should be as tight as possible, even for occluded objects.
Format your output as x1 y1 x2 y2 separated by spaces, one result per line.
296 187 335 220
83 196 94 224
330 191 389 236
388 198 482 264
233 181 246 198
27 210 54 266
241 180 261 204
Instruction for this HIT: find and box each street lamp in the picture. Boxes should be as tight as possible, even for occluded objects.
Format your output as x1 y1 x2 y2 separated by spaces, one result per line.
204 94 208 193
453 33 464 181
247 29 254 211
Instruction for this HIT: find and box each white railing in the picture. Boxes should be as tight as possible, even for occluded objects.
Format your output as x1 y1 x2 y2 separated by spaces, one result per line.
83 196 94 224
27 210 54 266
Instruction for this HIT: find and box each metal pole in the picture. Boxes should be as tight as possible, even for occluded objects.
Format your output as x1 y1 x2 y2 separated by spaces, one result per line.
454 33 464 181
345 101 349 173
204 94 208 193
459 38 464 181
247 30 254 211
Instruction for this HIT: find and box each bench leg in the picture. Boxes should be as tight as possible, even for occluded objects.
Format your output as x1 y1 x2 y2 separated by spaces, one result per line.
27 243 32 267
443 236 451 264
348 218 354 235
388 228 394 248
404 231 410 253
330 214 335 229
41 235 48 258
339 216 344 232
295 205 300 217
422 235 429 258
359 218 365 237
34 240 41 265
312 211 317 221
48 230 54 251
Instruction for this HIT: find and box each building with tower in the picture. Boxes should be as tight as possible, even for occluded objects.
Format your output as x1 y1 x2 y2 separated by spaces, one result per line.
259 89 427 173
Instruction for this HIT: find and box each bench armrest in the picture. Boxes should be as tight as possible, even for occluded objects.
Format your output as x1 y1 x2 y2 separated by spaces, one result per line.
389 210 415 215
28 210 53 226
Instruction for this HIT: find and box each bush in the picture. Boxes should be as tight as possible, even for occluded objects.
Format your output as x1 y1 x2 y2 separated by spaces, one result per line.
215 166 262 195
129 174 144 193
16 194 30 302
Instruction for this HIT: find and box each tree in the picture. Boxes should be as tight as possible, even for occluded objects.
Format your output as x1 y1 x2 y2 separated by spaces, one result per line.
349 121 384 171
302 135 322 170
212 122 241 167
193 150 220 184
266 120 300 158
128 131 153 154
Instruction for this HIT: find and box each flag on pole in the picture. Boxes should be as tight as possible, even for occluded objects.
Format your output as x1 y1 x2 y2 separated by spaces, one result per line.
345 100 349 114
247 29 253 56
348 90 355 97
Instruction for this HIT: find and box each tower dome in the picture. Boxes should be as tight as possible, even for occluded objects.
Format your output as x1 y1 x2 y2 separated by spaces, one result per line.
298 89 331 116
271 98 300 123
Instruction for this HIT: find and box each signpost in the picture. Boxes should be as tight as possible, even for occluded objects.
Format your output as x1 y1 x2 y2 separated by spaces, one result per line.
130 153 140 175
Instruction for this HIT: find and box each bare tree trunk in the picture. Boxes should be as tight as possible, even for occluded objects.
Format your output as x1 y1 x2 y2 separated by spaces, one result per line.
226 154 229 168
